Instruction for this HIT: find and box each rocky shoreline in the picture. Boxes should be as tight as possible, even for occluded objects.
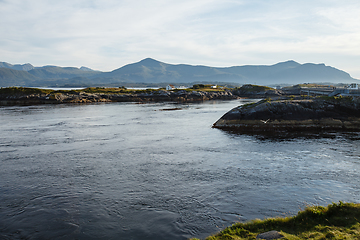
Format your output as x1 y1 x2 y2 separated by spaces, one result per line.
0 84 288 106
0 89 242 105
213 96 360 132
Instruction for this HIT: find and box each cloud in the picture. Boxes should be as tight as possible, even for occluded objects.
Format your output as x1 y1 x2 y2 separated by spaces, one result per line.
1 0 360 78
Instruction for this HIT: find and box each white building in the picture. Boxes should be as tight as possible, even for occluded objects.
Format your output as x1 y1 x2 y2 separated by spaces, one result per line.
347 83 359 90
166 85 175 90
166 85 187 90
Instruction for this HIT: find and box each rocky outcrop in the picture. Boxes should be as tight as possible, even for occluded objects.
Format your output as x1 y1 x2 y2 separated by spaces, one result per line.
213 96 360 132
0 90 239 105
232 84 284 97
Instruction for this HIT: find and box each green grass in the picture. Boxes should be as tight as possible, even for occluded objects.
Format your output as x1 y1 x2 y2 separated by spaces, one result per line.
235 84 274 93
192 202 360 240
241 98 272 109
189 84 228 92
319 95 354 102
82 87 162 94
0 87 53 95
241 102 258 109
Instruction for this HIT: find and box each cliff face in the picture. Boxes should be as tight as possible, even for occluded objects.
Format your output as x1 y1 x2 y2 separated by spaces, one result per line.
213 97 360 132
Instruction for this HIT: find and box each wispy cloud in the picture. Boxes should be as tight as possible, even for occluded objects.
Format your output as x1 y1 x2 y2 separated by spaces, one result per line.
1 0 359 78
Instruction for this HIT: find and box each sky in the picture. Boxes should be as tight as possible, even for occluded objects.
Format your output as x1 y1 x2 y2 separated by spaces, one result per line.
1 0 360 79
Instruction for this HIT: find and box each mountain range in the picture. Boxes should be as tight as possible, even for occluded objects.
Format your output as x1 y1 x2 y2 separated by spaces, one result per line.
0 58 358 88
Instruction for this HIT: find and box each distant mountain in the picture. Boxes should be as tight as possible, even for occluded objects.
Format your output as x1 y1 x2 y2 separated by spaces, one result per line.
98 58 356 85
0 68 39 86
28 66 99 79
0 62 34 71
0 58 358 87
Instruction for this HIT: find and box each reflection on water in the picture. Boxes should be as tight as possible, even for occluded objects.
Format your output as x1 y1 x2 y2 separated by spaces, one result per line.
222 128 360 141
0 100 360 240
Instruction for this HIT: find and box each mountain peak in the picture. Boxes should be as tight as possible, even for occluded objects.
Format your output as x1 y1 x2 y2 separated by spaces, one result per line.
138 58 163 66
80 66 95 71
140 58 159 62
0 62 34 71
274 60 300 67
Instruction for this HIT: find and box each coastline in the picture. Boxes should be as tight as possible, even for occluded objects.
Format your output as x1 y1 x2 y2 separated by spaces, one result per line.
0 89 239 105
0 86 285 106
0 84 289 106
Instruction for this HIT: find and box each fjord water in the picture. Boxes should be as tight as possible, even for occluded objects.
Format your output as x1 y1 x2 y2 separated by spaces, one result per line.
1 100 360 240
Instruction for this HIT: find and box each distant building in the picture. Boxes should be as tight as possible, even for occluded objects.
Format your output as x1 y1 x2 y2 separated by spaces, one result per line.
211 85 217 89
166 85 187 90
347 83 359 90
166 85 175 90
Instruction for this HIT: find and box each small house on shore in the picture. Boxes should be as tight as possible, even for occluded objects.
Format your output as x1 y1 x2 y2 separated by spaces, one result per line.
166 85 187 90
166 85 175 90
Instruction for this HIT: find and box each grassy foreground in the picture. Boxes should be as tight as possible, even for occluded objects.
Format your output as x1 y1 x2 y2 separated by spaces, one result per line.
192 202 360 240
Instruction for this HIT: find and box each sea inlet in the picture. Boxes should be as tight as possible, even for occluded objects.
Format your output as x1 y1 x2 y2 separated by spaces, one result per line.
1 100 359 239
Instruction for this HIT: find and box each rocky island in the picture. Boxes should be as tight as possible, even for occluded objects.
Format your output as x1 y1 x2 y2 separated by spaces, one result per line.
213 96 360 132
0 84 285 106
0 86 240 105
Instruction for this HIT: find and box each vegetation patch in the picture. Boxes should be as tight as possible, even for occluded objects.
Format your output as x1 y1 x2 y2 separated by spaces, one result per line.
241 98 272 109
192 202 360 240
190 84 227 92
319 95 354 102
235 84 273 93
82 87 160 94
241 102 258 109
0 87 53 95
172 88 193 93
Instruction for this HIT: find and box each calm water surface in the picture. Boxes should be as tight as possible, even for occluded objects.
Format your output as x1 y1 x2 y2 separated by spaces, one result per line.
0 100 360 240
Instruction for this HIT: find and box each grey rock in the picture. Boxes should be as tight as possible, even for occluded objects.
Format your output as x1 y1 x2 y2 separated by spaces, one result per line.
256 230 284 239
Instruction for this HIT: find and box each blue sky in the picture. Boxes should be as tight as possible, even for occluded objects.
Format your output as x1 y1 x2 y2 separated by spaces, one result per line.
1 0 360 79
